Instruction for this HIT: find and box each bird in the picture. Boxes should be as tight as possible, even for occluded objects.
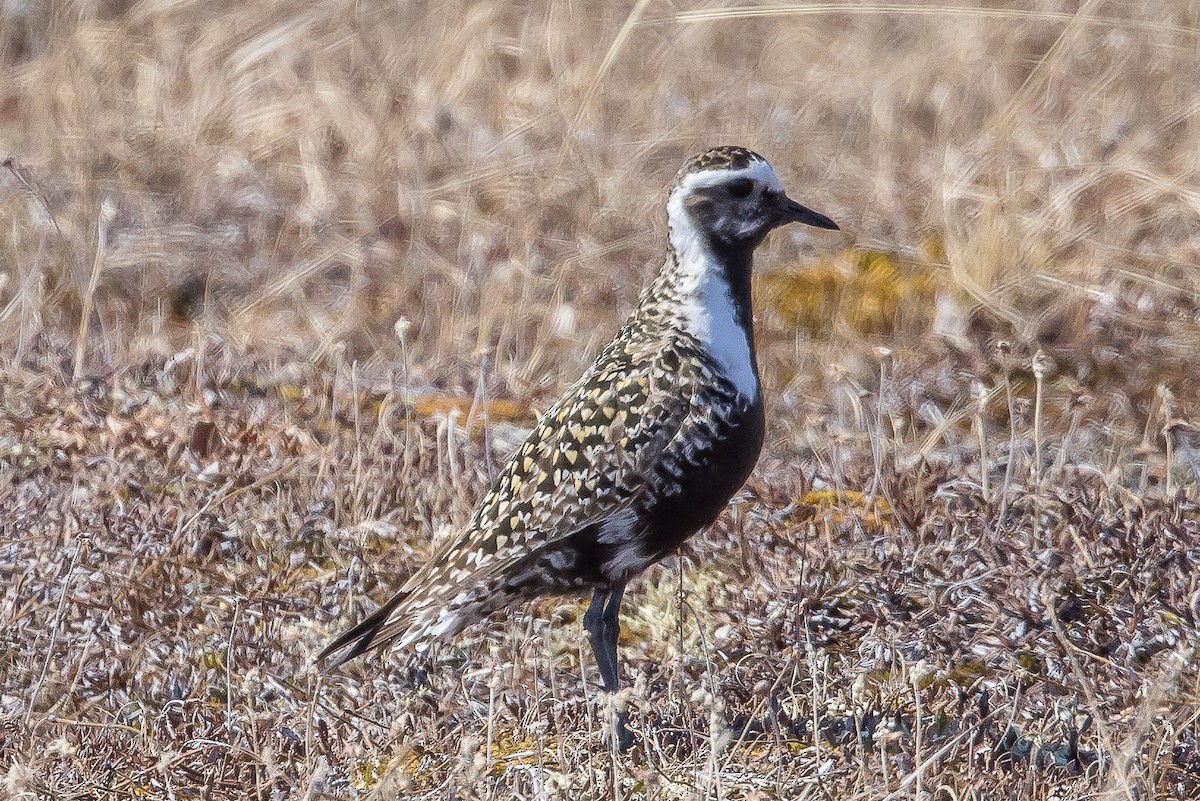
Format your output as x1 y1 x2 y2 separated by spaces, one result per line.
320 146 838 747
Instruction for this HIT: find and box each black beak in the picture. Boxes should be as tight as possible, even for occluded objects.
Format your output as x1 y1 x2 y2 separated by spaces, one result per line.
777 196 839 230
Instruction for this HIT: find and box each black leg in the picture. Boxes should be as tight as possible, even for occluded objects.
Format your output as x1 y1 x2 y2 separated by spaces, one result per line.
583 584 634 751
584 585 624 691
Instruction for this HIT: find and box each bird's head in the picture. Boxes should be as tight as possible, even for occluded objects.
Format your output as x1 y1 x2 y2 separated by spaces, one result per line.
667 146 838 251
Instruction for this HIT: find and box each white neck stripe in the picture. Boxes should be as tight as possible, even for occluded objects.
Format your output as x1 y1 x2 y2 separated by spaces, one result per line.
662 192 760 401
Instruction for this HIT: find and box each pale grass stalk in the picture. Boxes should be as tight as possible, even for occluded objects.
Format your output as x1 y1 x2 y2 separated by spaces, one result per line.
1164 426 1174 498
38 624 95 722
576 626 599 784
1031 350 1048 488
329 343 346 525
1031 350 1048 546
558 0 654 167
446 407 462 493
851 705 867 789
544 634 570 778
1043 589 1148 801
349 359 367 517
38 715 141 735
486 667 497 778
671 563 687 721
914 394 993 463
74 200 114 381
865 348 890 511
828 366 865 540
720 653 797 766
3 159 63 363
674 4 1199 39
1158 384 1181 499
996 345 1017 525
805 626 822 772
226 600 239 734
976 0 1106 143
876 706 1003 801
469 353 495 477
304 673 322 790
973 381 989 501
435 407 448 489
1134 386 1164 495
299 757 330 801
607 695 622 800
673 591 726 793
1053 399 1086 478
365 393 397 516
24 530 90 740
395 318 415 492
880 717 891 791
911 667 923 800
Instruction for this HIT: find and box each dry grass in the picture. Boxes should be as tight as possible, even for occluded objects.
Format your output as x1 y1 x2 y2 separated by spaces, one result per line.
3 0 1200 798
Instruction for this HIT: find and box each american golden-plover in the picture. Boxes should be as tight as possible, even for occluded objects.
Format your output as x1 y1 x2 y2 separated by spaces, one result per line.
321 146 838 747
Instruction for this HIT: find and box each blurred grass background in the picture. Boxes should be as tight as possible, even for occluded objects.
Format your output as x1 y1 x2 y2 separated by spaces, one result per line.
5 1 1200 798
3 0 1199 401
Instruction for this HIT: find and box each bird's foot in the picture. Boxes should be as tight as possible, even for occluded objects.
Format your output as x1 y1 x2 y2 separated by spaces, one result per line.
601 689 636 752
613 709 635 752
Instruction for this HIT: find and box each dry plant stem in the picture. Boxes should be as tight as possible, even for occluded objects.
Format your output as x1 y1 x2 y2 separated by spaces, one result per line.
806 627 821 772
866 356 887 510
997 366 1018 526
1032 351 1047 546
1043 591 1137 801
880 720 892 791
472 355 495 477
350 359 364 513
911 666 924 800
1054 404 1085 478
305 673 322 787
1136 390 1162 495
1032 350 1047 488
23 531 89 740
557 0 655 170
38 624 95 723
971 382 998 504
74 207 110 382
226 601 239 736
486 671 496 780
677 564 688 710
1164 427 1174 498
447 408 462 491
876 708 1004 801
608 709 621 800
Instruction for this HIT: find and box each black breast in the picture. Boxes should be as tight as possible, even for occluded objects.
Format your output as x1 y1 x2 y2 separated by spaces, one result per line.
639 388 766 563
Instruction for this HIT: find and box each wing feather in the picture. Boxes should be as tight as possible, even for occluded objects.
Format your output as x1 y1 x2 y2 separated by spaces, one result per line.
321 335 702 664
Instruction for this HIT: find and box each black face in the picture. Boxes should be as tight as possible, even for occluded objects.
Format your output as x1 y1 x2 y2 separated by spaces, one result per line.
682 176 838 248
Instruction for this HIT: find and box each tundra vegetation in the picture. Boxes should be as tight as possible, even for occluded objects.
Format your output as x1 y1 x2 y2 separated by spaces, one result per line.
2 2 1200 798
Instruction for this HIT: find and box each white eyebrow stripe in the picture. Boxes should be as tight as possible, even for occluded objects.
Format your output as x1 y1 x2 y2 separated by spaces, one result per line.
676 159 784 194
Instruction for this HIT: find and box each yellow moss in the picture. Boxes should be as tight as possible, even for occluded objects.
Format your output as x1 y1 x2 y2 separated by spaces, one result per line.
1015 651 1046 675
942 658 994 688
199 650 225 670
757 247 939 339
795 489 895 530
852 668 892 701
352 747 430 790
488 731 552 774
408 395 535 440
276 384 307 403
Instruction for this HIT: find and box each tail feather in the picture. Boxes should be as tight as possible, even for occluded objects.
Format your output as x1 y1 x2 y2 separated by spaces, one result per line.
320 554 529 669
318 591 410 670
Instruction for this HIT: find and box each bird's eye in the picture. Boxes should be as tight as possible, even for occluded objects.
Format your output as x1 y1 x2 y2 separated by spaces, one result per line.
726 179 754 198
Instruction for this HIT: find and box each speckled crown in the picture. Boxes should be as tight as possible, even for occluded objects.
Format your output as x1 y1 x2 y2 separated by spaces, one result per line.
675 146 766 180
